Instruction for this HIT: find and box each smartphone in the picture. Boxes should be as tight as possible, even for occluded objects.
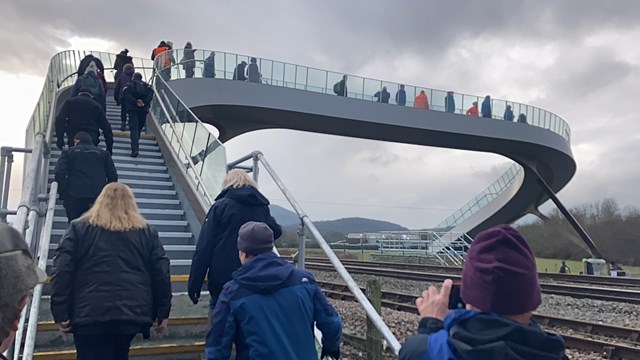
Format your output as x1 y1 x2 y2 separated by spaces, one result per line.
448 282 466 310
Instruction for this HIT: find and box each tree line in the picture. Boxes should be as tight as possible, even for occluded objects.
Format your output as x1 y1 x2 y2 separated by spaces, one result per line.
517 198 640 266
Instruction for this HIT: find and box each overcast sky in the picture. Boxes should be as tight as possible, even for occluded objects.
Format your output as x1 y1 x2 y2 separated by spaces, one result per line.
1 0 639 229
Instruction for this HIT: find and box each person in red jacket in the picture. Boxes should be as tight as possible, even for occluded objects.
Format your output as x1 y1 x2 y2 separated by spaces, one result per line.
414 90 429 109
466 101 479 116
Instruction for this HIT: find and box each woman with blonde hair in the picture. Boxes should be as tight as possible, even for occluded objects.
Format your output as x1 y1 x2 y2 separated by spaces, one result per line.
51 183 171 360
188 169 282 316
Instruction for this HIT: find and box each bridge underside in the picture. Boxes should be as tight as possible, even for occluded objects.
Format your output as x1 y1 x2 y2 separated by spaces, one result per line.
165 78 575 235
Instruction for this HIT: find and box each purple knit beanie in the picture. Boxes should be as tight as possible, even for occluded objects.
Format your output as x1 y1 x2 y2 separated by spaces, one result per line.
237 221 274 255
461 225 541 315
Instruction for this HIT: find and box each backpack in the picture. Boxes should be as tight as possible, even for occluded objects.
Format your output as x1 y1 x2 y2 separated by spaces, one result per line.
333 81 341 94
77 74 103 99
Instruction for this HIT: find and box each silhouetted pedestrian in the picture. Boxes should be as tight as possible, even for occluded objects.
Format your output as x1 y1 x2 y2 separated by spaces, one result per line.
333 75 347 96
481 95 492 118
466 101 479 117
113 49 133 82
374 86 391 103
504 105 514 121
414 90 429 109
55 90 112 151
113 64 135 131
123 73 153 157
233 61 247 81
445 91 456 113
396 84 406 106
247 57 261 83
181 42 196 78
518 113 527 124
203 52 216 78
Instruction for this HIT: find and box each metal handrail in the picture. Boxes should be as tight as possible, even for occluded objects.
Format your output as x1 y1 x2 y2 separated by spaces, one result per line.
22 182 57 360
229 151 402 354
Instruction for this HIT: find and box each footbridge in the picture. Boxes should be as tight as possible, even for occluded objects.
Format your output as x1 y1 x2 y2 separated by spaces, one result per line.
2 49 578 359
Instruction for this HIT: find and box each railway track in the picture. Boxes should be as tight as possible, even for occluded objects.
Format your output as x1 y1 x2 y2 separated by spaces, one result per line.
304 256 640 288
307 262 640 304
318 280 640 359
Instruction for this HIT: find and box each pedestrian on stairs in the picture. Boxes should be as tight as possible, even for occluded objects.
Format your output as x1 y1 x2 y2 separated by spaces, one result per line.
54 131 117 222
114 64 135 131
123 73 153 158
0 223 47 359
113 49 133 83
72 61 106 110
187 169 282 324
55 89 113 151
205 221 342 360
51 183 172 360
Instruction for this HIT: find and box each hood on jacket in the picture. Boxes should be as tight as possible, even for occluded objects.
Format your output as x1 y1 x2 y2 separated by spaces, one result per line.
232 252 295 294
123 64 135 75
85 61 98 75
215 186 270 206
444 310 566 360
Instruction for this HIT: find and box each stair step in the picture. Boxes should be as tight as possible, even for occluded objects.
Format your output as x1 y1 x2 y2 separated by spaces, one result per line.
51 218 189 232
49 162 168 175
50 148 161 158
49 229 193 245
49 171 170 182
54 206 185 221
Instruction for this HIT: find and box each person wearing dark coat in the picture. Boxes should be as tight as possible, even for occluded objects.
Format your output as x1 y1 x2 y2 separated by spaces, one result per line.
188 170 282 321
333 75 347 96
72 62 106 110
233 61 247 81
113 49 133 83
206 222 341 360
123 73 154 157
247 57 261 83
374 86 391 103
55 91 113 152
114 64 135 131
481 95 492 118
181 42 196 78
51 182 172 360
445 91 456 113
518 113 528 124
77 54 105 77
203 52 215 78
504 104 515 121
54 131 117 222
399 225 569 360
395 84 406 106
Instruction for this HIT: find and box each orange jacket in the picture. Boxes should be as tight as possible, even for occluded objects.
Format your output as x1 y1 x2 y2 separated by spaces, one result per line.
466 104 479 116
414 92 429 109
152 46 172 67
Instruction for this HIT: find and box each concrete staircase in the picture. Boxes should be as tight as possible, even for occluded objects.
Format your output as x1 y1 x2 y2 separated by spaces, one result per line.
47 91 199 275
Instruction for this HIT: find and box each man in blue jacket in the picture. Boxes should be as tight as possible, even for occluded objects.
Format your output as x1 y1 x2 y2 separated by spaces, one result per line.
205 221 342 360
399 225 568 360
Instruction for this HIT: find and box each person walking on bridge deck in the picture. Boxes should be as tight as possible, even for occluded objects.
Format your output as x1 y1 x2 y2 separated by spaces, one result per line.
399 225 569 360
247 57 261 83
396 84 406 106
55 131 117 222
466 101 479 117
333 75 348 96
203 52 216 78
415 90 429 109
445 91 456 113
374 86 391 103
181 42 196 78
205 221 342 360
233 61 247 81
481 95 492 118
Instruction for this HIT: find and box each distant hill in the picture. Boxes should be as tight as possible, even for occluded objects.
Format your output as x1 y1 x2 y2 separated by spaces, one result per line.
313 217 408 234
269 204 300 226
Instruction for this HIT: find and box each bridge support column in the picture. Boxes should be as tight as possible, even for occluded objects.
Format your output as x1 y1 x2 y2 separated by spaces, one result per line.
534 175 603 259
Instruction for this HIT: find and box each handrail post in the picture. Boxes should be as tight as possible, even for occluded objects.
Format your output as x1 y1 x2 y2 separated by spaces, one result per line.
22 182 58 360
252 154 260 183
297 222 306 269
254 152 401 354
0 150 10 209
12 133 44 237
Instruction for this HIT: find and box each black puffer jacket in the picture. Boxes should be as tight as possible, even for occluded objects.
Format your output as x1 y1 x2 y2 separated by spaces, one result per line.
188 186 282 297
50 220 172 331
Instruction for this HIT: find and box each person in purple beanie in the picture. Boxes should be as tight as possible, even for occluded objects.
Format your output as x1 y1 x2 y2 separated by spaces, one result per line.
399 225 569 360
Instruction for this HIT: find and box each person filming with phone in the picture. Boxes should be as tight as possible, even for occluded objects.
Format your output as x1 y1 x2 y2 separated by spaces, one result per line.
399 225 569 360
